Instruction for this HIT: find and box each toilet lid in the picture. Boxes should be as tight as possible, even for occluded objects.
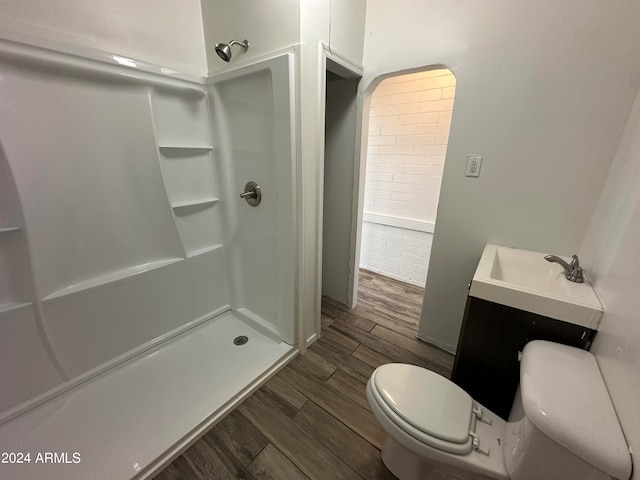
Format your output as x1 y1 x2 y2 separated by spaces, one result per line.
372 364 473 445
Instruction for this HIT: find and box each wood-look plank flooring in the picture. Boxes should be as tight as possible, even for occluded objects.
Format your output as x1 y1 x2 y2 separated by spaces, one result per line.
153 269 453 480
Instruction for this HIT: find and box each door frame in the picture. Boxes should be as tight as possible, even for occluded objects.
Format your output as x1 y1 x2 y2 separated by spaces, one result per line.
317 44 363 320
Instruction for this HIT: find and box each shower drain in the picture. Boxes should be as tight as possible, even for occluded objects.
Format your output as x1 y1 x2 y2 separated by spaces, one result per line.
233 335 249 346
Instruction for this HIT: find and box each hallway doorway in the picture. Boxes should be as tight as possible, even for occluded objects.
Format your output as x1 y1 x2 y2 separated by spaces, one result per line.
321 268 453 374
359 68 456 288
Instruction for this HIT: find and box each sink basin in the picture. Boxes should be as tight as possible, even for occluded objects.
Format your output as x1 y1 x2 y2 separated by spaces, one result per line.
470 244 603 329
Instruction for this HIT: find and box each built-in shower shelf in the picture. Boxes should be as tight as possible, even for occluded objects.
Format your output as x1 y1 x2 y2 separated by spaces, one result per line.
186 244 223 258
171 198 219 210
0 226 20 234
41 258 184 301
0 301 32 315
158 146 214 156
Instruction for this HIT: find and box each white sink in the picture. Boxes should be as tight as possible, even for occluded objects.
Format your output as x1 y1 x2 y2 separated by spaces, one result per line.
470 244 603 329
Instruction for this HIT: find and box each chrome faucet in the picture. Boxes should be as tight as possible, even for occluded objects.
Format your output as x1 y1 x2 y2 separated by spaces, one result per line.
544 254 584 283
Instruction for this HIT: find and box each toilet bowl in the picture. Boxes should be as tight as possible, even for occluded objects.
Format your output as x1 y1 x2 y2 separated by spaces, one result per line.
366 341 632 480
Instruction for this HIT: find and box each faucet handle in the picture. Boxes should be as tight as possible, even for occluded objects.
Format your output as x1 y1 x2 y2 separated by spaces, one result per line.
568 255 584 283
570 254 580 269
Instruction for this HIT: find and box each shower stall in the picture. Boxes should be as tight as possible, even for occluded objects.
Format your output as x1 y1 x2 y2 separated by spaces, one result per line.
0 34 298 480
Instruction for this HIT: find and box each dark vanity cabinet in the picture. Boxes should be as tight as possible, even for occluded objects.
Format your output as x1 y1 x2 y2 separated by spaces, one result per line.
451 295 596 420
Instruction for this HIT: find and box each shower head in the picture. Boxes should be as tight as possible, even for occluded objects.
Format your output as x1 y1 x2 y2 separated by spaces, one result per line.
214 39 249 62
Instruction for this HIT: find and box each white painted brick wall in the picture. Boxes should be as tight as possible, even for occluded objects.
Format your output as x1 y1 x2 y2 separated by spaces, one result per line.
360 222 432 287
360 69 455 286
365 68 455 223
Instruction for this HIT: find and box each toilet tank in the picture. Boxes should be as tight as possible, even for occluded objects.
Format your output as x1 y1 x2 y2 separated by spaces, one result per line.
503 341 631 480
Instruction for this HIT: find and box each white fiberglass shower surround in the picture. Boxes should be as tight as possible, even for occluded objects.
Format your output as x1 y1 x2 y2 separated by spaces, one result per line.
0 34 297 480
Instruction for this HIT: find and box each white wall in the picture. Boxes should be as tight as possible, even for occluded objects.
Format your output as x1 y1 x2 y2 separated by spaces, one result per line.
363 0 640 351
0 0 207 75
299 0 331 344
328 0 366 64
580 90 640 476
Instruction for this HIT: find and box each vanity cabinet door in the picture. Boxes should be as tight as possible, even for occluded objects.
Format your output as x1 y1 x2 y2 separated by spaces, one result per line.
451 296 595 420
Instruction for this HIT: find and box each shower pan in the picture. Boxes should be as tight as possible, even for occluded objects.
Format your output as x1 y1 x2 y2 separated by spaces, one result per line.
0 35 297 480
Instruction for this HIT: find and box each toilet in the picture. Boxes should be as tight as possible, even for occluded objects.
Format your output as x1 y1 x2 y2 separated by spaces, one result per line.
366 340 632 480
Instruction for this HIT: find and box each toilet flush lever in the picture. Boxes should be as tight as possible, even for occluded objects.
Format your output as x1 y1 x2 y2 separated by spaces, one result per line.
240 181 261 207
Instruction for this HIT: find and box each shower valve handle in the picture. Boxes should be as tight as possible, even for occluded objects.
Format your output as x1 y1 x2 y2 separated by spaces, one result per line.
240 181 261 207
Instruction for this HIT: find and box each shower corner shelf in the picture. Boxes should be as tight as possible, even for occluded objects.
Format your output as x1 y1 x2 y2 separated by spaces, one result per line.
158 145 213 156
41 258 185 302
0 301 33 315
0 227 20 234
171 198 219 210
186 244 223 258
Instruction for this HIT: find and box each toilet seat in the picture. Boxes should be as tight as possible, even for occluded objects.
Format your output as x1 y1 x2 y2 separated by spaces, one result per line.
369 364 480 455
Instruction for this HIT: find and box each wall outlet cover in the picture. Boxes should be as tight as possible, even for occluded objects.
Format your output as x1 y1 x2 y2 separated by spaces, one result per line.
465 155 483 177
